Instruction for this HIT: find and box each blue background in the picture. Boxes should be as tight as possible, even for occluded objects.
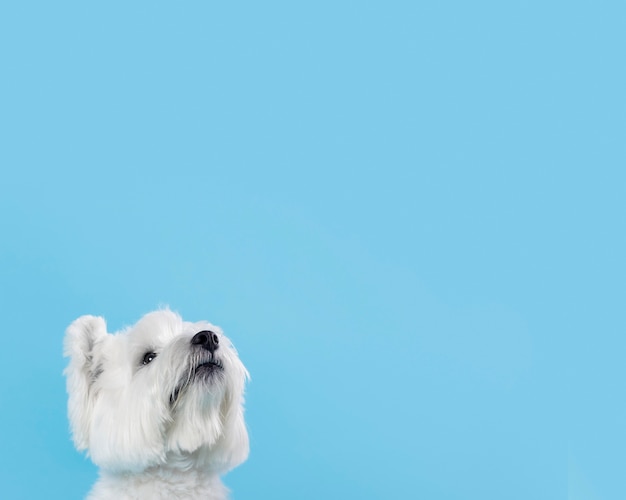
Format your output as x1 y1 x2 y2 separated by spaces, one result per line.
0 1 623 499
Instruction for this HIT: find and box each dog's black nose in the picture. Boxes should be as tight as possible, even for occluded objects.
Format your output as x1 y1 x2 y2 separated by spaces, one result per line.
191 330 219 353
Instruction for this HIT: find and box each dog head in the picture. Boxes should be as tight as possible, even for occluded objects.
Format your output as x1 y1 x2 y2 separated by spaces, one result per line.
64 309 249 473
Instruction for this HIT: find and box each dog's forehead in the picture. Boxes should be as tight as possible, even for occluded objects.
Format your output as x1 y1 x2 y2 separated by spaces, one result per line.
124 310 222 345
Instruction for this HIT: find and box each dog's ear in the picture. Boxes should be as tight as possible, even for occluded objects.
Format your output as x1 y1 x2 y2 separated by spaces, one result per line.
63 315 108 452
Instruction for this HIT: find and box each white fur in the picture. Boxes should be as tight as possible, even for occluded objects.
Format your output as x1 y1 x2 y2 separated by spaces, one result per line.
64 309 249 499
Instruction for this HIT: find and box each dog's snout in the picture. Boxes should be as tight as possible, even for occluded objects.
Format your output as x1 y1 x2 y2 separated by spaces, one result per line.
191 330 219 353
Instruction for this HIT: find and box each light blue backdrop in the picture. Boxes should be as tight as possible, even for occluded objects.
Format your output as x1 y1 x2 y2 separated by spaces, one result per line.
0 1 623 499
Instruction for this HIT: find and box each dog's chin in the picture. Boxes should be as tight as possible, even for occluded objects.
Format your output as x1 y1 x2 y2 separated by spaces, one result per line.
170 358 225 406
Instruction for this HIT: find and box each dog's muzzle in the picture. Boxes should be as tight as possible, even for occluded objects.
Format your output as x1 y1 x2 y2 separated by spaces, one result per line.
169 332 225 406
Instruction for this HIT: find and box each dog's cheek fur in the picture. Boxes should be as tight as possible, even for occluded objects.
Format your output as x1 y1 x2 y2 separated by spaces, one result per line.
206 395 249 473
198 356 250 473
88 383 169 472
63 315 108 452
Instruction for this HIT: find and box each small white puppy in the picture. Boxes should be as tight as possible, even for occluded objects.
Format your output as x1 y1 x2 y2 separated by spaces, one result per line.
64 309 249 500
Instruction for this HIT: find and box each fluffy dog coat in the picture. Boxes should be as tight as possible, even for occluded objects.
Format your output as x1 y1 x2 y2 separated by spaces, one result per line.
64 310 249 499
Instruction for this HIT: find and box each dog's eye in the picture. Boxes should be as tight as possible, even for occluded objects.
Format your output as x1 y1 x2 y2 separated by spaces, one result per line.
142 352 157 365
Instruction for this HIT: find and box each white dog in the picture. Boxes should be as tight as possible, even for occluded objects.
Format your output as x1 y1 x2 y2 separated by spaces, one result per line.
64 309 250 499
